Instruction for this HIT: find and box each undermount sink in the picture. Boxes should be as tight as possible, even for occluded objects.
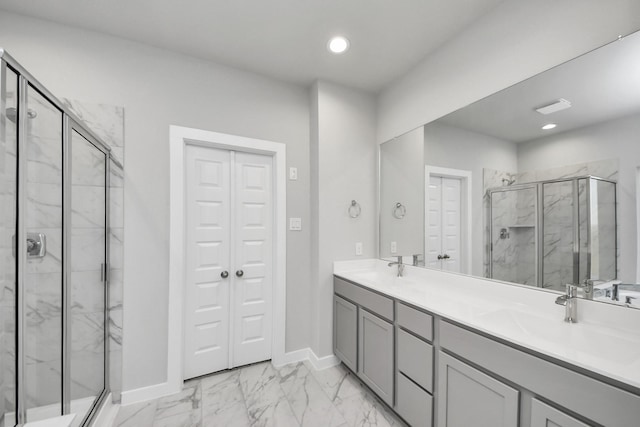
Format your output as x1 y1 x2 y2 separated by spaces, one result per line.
475 309 640 364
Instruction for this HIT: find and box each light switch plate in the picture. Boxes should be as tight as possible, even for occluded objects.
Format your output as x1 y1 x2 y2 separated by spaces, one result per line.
289 167 298 180
390 241 397 254
289 217 302 231
355 242 363 256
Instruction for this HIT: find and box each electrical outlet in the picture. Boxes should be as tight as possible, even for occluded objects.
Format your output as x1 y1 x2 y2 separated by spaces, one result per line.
390 241 397 254
289 217 302 231
289 167 298 180
355 242 363 256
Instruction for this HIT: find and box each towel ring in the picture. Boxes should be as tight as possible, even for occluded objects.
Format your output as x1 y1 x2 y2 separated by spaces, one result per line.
348 200 361 218
393 202 406 219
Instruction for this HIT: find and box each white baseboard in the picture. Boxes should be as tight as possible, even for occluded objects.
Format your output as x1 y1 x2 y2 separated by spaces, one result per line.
121 349 341 405
306 349 340 371
121 381 178 406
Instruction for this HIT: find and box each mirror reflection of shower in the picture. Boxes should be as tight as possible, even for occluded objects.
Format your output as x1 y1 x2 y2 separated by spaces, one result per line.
501 178 516 186
489 176 617 291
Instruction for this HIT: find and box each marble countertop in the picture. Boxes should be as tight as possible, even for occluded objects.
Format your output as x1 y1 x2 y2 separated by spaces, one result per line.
334 259 640 392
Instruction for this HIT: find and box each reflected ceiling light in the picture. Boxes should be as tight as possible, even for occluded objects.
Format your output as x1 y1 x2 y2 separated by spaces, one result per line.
535 98 572 115
542 123 557 130
328 36 350 54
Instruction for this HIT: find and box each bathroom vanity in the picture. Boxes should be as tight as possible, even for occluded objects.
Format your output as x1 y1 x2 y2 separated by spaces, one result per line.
333 260 640 427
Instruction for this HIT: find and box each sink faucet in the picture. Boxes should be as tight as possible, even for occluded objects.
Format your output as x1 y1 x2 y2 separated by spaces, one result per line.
555 284 579 323
388 256 404 277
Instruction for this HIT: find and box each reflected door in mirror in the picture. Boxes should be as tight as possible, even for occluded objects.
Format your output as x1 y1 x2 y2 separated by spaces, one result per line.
427 176 461 272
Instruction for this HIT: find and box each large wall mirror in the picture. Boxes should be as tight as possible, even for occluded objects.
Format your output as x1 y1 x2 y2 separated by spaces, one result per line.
379 30 640 307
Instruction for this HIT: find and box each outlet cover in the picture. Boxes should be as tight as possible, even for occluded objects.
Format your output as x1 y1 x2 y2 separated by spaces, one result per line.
289 217 302 231
289 167 298 180
355 242 363 256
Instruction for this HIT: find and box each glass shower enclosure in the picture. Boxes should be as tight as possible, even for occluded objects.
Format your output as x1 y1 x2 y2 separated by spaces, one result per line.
489 176 617 291
1 50 119 426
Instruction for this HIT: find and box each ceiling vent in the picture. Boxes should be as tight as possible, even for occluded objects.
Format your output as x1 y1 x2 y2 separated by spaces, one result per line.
535 98 572 115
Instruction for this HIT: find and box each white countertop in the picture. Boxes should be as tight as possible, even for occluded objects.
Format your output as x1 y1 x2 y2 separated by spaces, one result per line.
334 259 640 391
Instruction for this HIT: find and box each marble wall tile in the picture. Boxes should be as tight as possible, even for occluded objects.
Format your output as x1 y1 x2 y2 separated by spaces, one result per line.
70 228 105 273
24 359 61 407
72 186 106 229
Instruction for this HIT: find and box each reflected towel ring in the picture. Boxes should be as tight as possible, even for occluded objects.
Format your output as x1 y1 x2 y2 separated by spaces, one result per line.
393 202 406 219
348 200 361 218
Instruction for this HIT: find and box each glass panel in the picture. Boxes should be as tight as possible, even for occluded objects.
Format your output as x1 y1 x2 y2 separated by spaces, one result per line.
108 158 123 402
1 64 18 426
24 85 63 421
591 179 617 281
542 181 575 290
490 187 537 286
69 129 106 426
578 179 589 283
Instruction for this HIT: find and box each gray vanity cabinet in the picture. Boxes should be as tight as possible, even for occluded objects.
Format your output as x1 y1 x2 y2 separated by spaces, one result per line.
333 295 358 372
530 399 589 427
437 351 519 427
358 308 394 405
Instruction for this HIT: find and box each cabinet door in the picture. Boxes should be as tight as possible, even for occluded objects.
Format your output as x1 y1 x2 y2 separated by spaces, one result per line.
531 399 590 427
437 352 518 427
358 308 394 406
334 295 358 372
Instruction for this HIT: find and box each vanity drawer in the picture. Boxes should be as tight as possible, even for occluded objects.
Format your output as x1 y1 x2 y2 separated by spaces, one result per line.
397 328 433 392
334 276 393 321
396 371 433 427
397 302 433 341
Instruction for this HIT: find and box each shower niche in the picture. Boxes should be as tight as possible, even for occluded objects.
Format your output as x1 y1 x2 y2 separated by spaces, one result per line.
489 176 617 291
0 50 123 426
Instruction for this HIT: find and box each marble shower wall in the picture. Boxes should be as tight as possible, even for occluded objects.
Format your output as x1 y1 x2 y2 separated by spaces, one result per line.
64 99 125 404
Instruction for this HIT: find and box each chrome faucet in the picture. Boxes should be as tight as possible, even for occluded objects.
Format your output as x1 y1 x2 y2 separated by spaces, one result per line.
555 284 579 323
388 256 404 277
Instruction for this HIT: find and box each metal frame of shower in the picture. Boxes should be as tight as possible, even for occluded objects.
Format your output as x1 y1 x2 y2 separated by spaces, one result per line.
1 48 122 427
488 175 617 289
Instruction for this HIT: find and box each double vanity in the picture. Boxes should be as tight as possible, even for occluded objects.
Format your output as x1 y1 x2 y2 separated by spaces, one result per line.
333 259 640 427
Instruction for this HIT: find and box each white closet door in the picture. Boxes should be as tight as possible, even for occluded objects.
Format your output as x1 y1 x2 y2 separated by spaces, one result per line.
184 145 231 379
232 152 273 366
442 178 461 273
426 176 443 269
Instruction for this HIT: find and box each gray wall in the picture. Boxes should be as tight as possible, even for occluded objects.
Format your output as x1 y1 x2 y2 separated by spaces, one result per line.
311 81 377 358
0 12 312 391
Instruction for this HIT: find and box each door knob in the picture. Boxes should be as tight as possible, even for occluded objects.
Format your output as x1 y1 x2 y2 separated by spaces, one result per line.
443 254 450 259
236 270 244 277
437 255 443 260
221 271 229 278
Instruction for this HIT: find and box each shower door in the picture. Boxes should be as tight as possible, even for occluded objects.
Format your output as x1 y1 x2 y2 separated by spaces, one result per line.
67 122 107 427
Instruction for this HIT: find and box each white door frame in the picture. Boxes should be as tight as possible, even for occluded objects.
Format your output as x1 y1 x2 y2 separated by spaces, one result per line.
425 165 472 274
168 125 286 392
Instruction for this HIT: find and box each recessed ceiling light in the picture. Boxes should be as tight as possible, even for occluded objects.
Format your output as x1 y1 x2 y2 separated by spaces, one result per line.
542 123 557 130
328 36 350 54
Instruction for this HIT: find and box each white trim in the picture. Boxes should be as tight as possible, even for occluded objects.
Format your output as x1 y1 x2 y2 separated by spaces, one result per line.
121 382 176 405
307 350 340 371
425 165 473 275
168 125 287 396
636 167 640 283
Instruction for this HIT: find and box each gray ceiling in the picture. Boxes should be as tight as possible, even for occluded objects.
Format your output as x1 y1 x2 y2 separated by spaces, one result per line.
439 31 640 143
0 0 505 92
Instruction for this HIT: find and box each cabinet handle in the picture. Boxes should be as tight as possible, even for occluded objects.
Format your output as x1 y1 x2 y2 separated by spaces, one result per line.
221 271 229 279
236 270 244 277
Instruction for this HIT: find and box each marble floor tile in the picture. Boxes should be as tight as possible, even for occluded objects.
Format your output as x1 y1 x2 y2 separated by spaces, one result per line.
277 363 347 427
114 361 406 427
